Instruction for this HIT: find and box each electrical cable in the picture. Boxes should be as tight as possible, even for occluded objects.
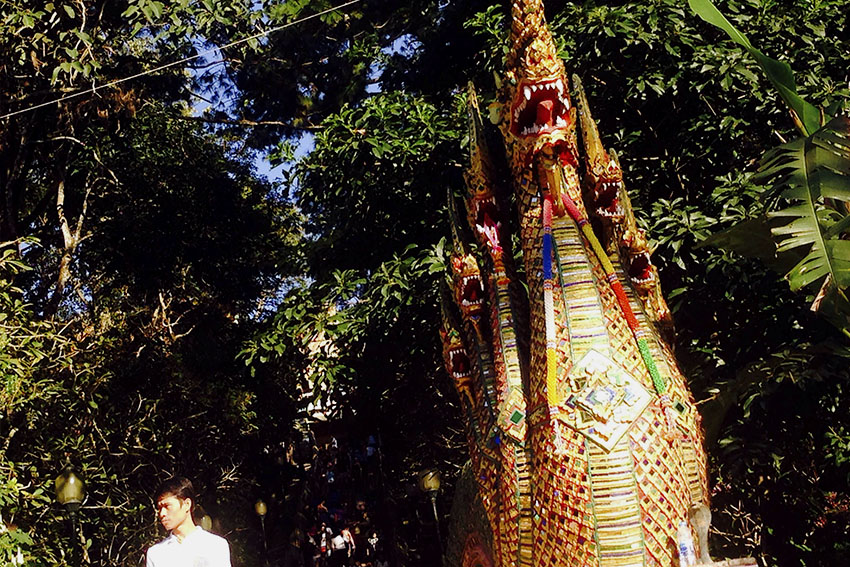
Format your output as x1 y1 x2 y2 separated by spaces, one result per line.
0 0 362 121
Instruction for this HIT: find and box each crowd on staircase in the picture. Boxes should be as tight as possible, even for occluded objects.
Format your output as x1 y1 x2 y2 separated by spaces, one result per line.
275 431 391 567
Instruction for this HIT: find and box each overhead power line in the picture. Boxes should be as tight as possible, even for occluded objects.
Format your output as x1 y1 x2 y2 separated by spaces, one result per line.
0 0 362 121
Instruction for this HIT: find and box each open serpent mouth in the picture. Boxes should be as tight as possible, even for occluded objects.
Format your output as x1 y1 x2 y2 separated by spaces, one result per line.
472 198 502 250
449 347 471 378
510 77 571 137
628 252 654 285
593 180 623 218
461 275 485 309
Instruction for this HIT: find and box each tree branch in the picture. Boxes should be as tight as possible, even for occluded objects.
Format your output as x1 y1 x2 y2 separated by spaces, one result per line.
55 177 76 295
174 115 324 131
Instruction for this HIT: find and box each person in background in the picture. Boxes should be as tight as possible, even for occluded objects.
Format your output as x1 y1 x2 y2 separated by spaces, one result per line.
340 524 356 560
329 526 348 567
146 477 231 567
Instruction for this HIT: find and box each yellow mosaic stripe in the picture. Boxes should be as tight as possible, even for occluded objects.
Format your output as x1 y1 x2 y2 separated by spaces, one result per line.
516 445 534 567
587 441 646 567
493 262 532 566
467 320 497 440
552 211 646 567
464 316 505 547
680 435 705 504
551 217 609 359
495 267 525 393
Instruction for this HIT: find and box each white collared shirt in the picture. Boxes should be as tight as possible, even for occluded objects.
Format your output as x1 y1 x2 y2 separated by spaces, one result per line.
146 527 231 567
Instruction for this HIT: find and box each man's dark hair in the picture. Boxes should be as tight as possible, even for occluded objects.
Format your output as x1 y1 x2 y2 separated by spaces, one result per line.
155 477 195 511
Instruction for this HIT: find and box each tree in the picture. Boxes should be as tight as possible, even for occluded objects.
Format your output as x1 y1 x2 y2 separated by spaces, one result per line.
242 1 850 564
0 249 71 564
1 3 304 565
692 0 850 338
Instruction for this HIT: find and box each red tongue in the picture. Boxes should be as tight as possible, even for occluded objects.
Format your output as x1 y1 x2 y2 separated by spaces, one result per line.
536 100 554 127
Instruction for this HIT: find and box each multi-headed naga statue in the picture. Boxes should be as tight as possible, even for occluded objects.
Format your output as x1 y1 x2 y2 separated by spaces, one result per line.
439 2 755 566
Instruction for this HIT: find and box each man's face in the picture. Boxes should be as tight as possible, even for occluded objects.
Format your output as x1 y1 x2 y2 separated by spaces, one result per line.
156 494 191 532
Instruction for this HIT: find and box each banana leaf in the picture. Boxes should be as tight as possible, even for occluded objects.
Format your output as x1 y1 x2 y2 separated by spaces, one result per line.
757 116 850 312
698 215 802 275
690 0 850 336
688 0 824 135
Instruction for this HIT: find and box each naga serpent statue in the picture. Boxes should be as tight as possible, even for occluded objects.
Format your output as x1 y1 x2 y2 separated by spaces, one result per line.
439 2 756 566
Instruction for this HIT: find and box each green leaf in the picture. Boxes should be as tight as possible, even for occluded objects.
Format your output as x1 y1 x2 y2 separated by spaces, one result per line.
762 117 850 295
698 215 800 275
688 0 823 135
74 29 92 44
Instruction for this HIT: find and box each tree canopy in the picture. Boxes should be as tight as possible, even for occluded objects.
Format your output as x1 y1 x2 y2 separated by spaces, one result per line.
1 1 849 566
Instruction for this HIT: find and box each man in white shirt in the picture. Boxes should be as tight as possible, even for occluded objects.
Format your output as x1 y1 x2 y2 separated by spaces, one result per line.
146 477 231 567
329 530 347 567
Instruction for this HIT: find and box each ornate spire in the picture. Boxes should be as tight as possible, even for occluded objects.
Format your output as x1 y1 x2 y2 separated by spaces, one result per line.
506 0 562 80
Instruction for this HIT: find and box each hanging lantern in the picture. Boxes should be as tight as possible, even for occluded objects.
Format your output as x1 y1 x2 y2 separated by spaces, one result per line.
417 469 441 494
55 466 86 513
